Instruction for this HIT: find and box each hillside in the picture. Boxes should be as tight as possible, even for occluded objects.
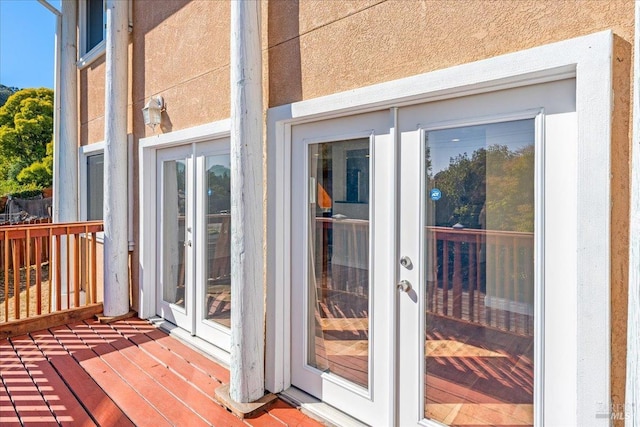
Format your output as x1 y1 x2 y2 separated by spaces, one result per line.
0 84 19 107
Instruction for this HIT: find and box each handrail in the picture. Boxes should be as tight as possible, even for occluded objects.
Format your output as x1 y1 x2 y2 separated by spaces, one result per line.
0 221 104 324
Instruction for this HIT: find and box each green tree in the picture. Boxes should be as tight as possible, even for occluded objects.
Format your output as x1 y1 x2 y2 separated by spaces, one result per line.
17 142 53 188
0 88 53 193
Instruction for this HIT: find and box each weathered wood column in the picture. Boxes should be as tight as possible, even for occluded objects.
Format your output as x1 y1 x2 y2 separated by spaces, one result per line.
103 0 129 317
230 0 265 403
54 0 78 223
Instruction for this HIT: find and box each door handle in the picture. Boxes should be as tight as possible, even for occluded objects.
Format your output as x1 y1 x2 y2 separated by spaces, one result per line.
397 280 412 293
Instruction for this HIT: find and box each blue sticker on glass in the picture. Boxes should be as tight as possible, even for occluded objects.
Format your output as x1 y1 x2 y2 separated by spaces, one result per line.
430 188 441 201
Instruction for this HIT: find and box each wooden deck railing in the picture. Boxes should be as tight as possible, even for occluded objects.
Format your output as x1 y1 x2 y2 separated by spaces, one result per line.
0 221 103 324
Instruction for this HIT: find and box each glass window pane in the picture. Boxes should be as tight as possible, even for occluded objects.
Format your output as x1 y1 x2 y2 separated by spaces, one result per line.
87 153 104 221
424 120 535 426
204 155 231 328
86 0 104 52
162 159 187 308
308 139 370 389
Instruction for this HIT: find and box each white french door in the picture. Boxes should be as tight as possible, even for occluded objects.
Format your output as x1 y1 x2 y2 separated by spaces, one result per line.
290 111 396 426
157 139 232 351
291 79 577 426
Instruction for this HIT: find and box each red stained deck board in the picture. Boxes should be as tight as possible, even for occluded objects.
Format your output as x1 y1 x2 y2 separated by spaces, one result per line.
126 329 223 397
268 399 313 426
80 320 216 427
106 332 245 427
0 337 58 427
245 409 289 427
30 329 135 427
10 335 96 427
0 375 22 427
54 323 173 427
6 319 324 427
139 327 231 384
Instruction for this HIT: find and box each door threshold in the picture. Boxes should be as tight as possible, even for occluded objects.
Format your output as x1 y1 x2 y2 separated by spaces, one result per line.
279 386 369 427
149 316 230 367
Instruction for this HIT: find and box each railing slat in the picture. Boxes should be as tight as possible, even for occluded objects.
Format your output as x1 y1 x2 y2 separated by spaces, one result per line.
26 230 31 318
4 231 9 321
12 239 20 320
66 228 70 310
55 233 61 312
35 236 42 315
74 233 80 309
91 232 97 304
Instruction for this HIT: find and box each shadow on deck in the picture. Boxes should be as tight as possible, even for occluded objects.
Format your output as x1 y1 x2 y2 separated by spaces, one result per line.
0 318 323 427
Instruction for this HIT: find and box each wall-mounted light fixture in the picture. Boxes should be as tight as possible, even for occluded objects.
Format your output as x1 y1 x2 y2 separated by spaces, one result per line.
142 95 164 130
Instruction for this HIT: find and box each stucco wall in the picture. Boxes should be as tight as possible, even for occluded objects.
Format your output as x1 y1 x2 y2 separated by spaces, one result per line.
131 0 230 137
76 0 634 416
79 56 106 145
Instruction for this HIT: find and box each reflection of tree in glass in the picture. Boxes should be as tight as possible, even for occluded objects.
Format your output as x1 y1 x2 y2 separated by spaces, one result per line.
207 165 231 214
429 144 534 232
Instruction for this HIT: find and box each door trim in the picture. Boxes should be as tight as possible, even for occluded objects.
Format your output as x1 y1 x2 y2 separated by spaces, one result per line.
139 120 231 362
267 31 612 425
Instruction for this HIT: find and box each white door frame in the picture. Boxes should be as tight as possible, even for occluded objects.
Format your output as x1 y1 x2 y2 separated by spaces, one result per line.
139 120 231 363
267 31 612 425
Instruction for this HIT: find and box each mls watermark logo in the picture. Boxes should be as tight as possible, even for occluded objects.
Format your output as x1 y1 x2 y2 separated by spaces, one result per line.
595 402 634 420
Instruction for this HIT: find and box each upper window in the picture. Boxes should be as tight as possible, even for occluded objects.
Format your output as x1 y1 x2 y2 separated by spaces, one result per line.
86 0 106 53
79 0 106 67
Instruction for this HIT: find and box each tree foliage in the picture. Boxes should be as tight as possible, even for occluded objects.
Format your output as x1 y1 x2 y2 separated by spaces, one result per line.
430 144 534 232
0 88 53 194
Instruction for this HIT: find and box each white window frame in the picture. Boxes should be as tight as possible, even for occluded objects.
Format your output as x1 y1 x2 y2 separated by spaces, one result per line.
77 0 106 69
267 30 612 425
79 136 134 249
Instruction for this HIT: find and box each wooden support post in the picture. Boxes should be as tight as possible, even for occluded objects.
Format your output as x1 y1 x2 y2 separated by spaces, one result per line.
229 0 265 404
53 0 78 224
103 0 130 317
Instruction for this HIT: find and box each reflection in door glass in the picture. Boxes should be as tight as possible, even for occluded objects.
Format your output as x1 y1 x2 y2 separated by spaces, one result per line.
162 159 187 308
308 139 370 389
424 120 535 426
204 155 232 328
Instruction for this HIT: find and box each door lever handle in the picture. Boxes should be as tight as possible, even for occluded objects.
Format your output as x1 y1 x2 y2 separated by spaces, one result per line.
396 280 412 293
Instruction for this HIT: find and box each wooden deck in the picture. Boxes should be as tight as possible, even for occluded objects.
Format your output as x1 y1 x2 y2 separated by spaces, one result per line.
0 318 323 427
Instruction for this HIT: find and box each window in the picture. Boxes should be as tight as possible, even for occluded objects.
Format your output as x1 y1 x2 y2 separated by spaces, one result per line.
79 0 106 67
79 138 134 249
86 153 104 220
86 0 105 53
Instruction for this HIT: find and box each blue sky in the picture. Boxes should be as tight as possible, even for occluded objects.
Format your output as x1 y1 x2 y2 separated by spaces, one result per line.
0 0 61 89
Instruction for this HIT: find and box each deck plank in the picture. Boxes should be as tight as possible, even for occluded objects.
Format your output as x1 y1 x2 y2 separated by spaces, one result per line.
10 334 96 427
0 337 57 426
52 324 173 427
30 328 134 427
4 318 322 427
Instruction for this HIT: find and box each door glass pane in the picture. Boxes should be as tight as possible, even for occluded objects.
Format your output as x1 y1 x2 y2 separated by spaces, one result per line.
424 120 535 426
204 155 231 328
308 139 370 389
86 153 104 220
162 159 187 308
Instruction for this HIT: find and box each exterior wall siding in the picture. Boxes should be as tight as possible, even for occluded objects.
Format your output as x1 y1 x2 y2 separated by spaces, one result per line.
75 0 635 420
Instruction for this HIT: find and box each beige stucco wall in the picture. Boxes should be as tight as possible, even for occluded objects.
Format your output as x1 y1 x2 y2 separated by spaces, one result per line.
79 56 106 145
76 0 634 415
